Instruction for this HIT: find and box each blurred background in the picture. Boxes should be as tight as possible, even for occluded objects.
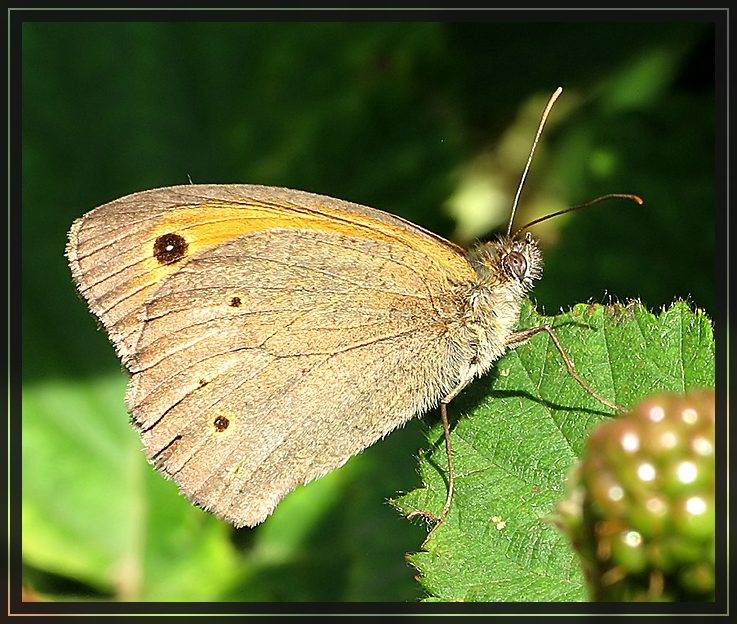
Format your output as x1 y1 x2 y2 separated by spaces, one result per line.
20 19 716 602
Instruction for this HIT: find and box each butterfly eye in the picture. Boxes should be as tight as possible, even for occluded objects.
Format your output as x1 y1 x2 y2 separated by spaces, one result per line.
503 250 528 279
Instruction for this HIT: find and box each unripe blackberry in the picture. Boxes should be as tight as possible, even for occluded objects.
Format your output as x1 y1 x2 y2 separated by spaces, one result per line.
556 389 715 601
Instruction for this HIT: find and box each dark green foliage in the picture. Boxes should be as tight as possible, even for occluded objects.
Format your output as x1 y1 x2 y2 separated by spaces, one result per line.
21 20 715 602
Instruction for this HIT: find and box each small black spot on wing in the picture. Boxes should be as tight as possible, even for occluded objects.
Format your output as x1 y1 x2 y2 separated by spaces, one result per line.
213 415 230 432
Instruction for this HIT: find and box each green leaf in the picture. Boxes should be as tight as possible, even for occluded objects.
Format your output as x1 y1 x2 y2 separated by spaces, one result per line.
394 300 714 602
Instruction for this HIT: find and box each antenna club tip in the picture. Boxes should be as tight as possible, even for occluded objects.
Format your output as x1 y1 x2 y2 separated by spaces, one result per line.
633 195 644 205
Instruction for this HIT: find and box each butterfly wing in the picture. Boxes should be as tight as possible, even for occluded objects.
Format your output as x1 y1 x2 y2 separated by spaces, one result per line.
68 185 477 526
67 184 470 362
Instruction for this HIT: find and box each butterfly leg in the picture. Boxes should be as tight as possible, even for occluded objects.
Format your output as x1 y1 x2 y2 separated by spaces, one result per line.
507 323 625 413
406 402 455 547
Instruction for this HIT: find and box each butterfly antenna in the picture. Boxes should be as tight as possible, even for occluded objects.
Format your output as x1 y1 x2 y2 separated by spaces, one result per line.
512 193 643 239
506 86 563 237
